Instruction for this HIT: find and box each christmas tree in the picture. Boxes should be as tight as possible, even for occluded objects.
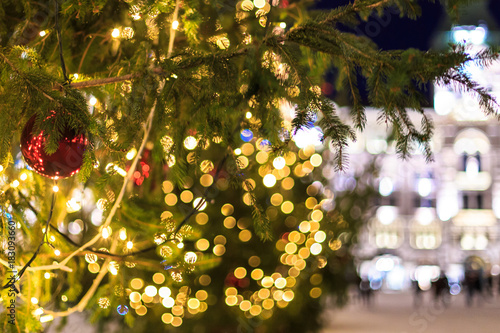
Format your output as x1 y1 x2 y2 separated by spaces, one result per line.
0 0 498 332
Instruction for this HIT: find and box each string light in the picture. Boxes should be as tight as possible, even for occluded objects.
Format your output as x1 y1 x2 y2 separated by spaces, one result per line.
11 180 20 188
119 228 127 240
126 241 133 249
40 315 54 323
52 185 59 192
172 21 179 30
33 308 44 316
20 172 28 181
101 226 112 239
126 148 137 160
54 249 61 256
89 96 97 106
111 28 120 38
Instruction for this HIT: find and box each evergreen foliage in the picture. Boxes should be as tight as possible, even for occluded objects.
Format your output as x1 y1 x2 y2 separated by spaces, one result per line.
0 0 497 332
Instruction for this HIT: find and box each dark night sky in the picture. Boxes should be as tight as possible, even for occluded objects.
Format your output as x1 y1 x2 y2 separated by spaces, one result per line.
316 0 500 50
315 0 500 103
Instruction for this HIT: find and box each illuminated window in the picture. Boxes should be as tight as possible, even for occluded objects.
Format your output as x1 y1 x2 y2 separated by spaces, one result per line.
369 207 403 249
410 209 441 250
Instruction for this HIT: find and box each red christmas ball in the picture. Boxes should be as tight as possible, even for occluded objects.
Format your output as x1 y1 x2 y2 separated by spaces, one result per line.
21 115 88 179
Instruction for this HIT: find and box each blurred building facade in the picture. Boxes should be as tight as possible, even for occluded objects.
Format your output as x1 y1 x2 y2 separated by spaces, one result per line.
333 24 500 291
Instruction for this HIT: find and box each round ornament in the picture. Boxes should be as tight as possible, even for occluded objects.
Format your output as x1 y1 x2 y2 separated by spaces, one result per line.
21 115 88 179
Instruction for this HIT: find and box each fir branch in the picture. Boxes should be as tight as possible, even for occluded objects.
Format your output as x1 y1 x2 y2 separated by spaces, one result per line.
438 69 500 119
43 236 120 317
57 98 157 268
2 192 56 291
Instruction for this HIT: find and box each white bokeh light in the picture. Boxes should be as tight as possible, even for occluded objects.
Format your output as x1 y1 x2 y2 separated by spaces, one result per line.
379 177 394 197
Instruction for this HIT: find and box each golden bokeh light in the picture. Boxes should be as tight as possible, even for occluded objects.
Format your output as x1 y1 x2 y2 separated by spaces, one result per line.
242 178 256 191
136 305 147 316
224 216 237 229
130 278 144 290
213 244 226 256
248 256 261 267
256 151 269 164
241 142 255 156
284 242 297 254
310 153 322 167
164 193 178 206
299 221 311 233
239 229 252 242
88 263 100 274
281 177 295 190
251 269 264 280
262 299 274 310
281 201 294 214
258 288 270 299
226 287 238 296
242 193 253 206
234 267 247 279
237 156 249 169
196 290 208 301
261 276 274 288
274 277 286 289
187 298 200 309
284 152 296 165
226 295 238 306
200 160 214 173
305 197 318 209
311 209 324 222
162 313 173 324
270 193 283 206
221 203 234 216
200 174 213 187
310 287 322 298
129 291 141 303
239 300 252 311
162 181 174 193
199 275 211 286
196 212 209 225
329 239 342 250
171 317 182 327
214 235 227 245
153 273 165 284
298 247 311 259
283 290 295 302
249 304 262 316
180 190 193 203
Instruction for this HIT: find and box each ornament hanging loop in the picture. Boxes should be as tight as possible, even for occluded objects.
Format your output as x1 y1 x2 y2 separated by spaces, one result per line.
54 0 70 84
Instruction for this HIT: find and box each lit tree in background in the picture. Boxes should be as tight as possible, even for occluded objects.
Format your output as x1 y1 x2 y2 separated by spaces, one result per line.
0 0 498 332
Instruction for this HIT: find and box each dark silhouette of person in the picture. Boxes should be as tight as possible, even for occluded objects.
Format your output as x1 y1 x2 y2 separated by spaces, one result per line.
359 278 373 307
432 273 449 306
413 280 423 308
